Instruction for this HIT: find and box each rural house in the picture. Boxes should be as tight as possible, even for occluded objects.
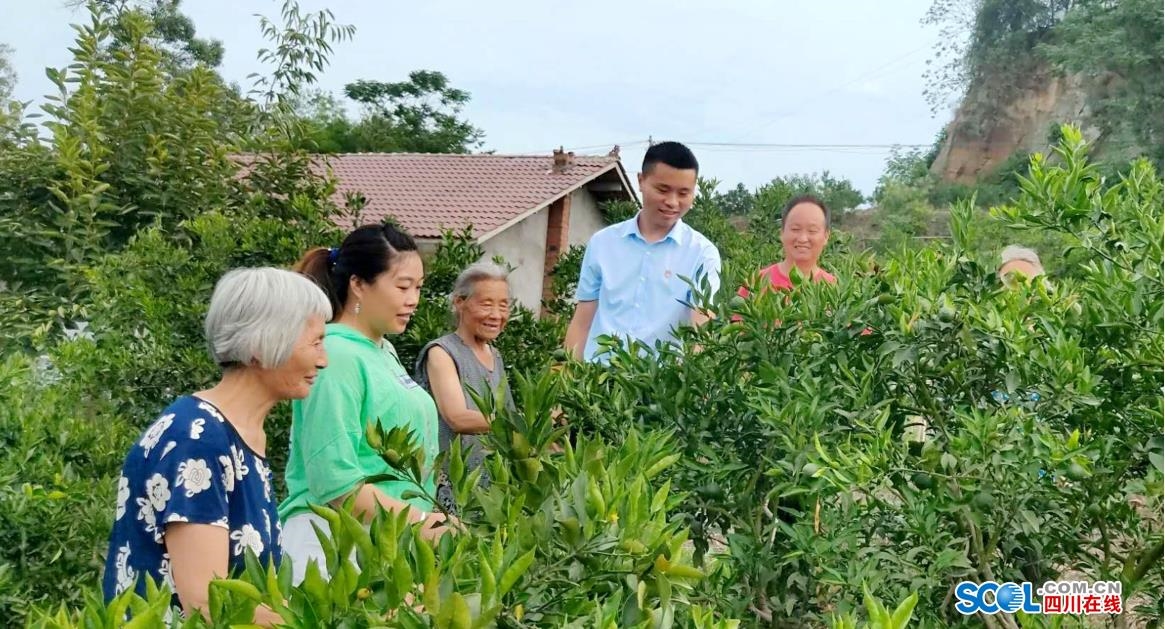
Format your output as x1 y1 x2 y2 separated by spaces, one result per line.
310 148 638 313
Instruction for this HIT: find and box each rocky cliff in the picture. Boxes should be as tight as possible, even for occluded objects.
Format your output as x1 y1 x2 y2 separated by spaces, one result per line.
929 65 1117 183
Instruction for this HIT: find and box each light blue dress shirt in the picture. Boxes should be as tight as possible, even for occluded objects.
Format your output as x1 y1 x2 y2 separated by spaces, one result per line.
576 214 721 362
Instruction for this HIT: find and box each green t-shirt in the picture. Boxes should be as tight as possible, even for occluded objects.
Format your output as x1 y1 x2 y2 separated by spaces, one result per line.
279 323 440 521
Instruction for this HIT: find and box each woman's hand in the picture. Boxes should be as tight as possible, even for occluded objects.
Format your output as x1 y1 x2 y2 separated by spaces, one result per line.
252 604 285 627
417 511 463 542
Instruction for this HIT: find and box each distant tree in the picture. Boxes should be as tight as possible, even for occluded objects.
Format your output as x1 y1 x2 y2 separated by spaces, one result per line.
293 70 485 154
921 0 980 114
292 90 359 153
873 147 936 204
921 0 1072 113
343 70 485 153
780 171 866 213
713 182 754 215
1038 0 1163 161
747 171 867 237
0 43 15 101
874 183 936 252
69 0 225 68
146 0 225 67
0 43 28 147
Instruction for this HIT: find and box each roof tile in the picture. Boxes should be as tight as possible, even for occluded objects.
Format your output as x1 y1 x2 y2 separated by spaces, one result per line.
305 153 623 239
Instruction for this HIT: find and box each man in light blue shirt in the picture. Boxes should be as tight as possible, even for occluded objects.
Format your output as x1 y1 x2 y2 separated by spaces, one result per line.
565 141 722 363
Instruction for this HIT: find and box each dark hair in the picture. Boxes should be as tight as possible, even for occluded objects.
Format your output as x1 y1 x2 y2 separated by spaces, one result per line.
642 141 699 175
780 194 831 230
295 222 419 318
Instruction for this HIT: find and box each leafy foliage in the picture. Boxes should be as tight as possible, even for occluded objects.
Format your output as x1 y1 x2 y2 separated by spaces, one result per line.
2 1 1160 627
1038 0 1164 165
923 0 1162 164
714 172 867 222
0 3 352 620
292 70 486 154
871 183 937 253
553 131 1163 626
922 0 1070 113
91 0 228 69
0 355 133 622
0 42 15 102
31 374 741 628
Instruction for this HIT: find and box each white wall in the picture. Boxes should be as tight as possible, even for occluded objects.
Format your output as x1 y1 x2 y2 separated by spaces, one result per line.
482 207 549 312
567 189 607 248
416 239 440 257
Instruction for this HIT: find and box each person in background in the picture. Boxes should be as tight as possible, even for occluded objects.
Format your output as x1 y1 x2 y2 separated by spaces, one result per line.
738 194 836 299
415 261 516 515
992 244 1046 409
997 244 1045 283
103 268 330 626
994 244 1054 583
280 223 453 585
564 141 722 363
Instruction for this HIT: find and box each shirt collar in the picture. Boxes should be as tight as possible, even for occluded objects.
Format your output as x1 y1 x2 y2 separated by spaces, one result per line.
620 212 687 245
327 322 386 349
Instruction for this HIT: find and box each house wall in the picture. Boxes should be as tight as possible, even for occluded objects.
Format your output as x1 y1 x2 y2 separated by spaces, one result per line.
482 206 549 312
429 189 613 314
417 239 440 258
567 189 607 248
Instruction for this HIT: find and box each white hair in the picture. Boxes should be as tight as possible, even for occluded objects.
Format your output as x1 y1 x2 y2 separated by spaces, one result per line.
205 268 332 369
450 261 510 317
999 245 1045 277
451 261 510 302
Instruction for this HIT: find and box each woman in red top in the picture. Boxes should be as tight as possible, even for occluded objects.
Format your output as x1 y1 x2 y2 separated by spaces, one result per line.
740 194 835 300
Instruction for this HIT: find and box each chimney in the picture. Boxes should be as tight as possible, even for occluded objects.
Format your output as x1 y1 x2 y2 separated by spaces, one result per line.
552 147 575 173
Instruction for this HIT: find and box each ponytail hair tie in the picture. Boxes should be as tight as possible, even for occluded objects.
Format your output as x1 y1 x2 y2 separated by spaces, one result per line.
327 247 340 267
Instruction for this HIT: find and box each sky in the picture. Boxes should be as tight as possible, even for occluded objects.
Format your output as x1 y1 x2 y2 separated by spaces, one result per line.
2 0 952 197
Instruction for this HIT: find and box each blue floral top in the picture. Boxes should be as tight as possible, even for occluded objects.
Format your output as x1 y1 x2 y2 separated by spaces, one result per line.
991 389 1042 406
102 396 281 617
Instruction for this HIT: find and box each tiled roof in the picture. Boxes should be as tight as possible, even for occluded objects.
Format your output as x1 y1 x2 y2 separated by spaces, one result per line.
303 153 629 240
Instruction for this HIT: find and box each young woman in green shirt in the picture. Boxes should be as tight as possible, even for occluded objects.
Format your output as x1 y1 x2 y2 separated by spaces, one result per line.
280 223 454 583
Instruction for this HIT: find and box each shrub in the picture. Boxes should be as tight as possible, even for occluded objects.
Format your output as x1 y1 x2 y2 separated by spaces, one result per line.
552 131 1163 626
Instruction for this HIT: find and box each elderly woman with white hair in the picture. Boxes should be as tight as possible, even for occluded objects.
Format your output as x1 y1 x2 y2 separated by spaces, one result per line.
998 244 1045 281
102 268 330 625
415 261 517 514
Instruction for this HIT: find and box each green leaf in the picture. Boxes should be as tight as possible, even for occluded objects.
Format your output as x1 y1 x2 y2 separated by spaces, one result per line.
449 591 472 629
393 553 414 604
862 582 889 624
212 579 263 602
497 548 536 598
413 527 437 584
890 592 919 629
644 453 681 479
651 479 671 513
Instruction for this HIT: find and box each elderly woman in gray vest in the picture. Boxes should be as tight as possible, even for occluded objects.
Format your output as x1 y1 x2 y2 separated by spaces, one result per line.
415 262 516 514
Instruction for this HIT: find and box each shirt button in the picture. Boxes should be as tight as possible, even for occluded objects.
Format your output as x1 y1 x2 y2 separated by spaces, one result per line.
634 303 640 308
640 277 645 282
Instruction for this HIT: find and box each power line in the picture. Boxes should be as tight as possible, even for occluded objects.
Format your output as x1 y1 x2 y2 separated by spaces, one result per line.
501 139 931 158
694 44 933 144
684 142 929 149
494 45 939 158
564 139 649 153
503 139 648 155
